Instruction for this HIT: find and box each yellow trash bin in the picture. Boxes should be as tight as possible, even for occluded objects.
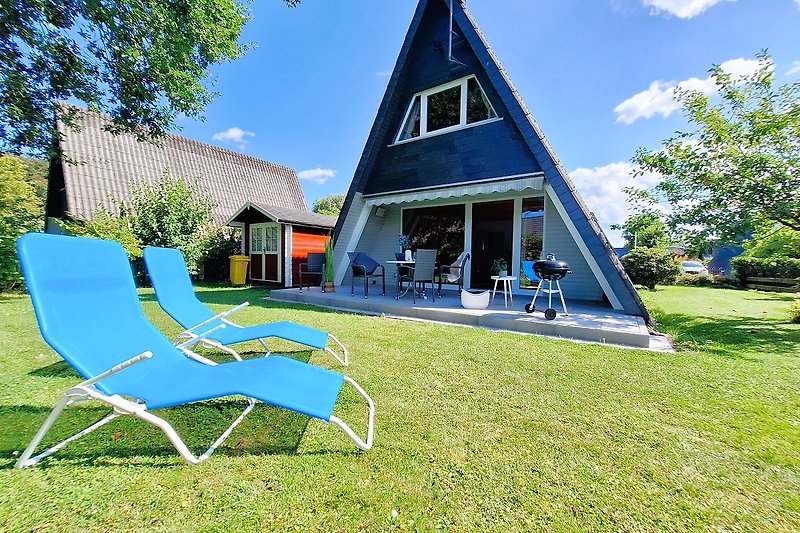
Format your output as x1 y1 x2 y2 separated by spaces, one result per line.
229 255 250 286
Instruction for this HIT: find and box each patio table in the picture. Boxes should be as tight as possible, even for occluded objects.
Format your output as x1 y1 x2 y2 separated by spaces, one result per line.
491 275 517 308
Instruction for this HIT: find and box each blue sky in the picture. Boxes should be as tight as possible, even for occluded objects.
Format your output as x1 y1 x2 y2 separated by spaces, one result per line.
176 0 800 246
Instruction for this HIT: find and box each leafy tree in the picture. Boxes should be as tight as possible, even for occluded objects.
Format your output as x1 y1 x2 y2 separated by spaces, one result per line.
612 214 670 249
0 155 44 290
742 223 800 259
621 247 680 290
130 174 216 273
312 194 345 217
0 0 300 157
62 209 142 260
630 52 800 248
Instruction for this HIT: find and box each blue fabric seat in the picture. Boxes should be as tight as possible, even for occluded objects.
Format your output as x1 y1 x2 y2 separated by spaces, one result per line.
143 246 347 365
14 233 373 468
347 251 385 298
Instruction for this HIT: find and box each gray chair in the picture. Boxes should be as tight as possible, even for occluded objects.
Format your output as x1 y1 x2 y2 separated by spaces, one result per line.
399 249 437 303
299 252 325 292
348 252 385 299
437 251 470 297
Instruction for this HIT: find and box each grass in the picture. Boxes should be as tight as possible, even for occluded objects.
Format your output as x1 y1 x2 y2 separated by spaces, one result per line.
0 285 798 531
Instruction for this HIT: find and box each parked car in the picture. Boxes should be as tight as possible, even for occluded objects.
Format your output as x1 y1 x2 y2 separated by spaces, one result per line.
680 261 709 275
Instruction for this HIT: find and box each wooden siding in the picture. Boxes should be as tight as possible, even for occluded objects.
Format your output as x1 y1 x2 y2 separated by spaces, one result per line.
543 195 603 301
362 0 541 196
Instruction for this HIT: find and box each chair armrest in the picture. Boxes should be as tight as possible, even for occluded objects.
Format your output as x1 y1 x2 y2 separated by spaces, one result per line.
299 262 308 272
182 302 249 336
79 351 153 387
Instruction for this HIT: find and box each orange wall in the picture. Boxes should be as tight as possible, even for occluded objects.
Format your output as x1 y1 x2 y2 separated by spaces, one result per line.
291 228 330 287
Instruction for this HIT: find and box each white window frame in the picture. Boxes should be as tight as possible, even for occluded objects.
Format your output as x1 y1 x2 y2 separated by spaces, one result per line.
393 75 500 145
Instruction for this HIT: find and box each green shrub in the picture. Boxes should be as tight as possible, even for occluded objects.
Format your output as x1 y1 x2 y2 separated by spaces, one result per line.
790 299 800 324
130 174 216 274
621 247 680 289
731 256 800 284
674 273 737 288
203 227 243 283
62 210 142 260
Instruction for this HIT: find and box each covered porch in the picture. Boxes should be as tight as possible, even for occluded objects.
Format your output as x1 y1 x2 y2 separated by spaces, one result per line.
269 286 668 351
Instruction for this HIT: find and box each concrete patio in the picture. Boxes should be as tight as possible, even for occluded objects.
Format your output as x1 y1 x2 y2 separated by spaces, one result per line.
269 285 670 351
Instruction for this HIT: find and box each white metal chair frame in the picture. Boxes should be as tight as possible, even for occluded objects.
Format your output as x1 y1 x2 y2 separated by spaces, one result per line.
173 302 349 366
15 326 373 469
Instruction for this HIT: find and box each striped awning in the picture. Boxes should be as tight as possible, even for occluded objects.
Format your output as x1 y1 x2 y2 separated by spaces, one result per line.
363 175 545 206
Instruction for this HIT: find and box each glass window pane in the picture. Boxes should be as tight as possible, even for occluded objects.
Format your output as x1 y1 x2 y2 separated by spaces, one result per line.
251 227 263 253
265 226 278 252
397 95 421 141
401 204 465 266
467 77 497 124
520 197 544 289
427 85 461 132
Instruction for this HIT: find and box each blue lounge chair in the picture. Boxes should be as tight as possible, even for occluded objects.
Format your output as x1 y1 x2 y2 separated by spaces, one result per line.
142 246 348 366
14 233 373 468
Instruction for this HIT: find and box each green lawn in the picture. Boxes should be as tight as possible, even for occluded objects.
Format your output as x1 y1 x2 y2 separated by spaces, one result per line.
0 285 798 531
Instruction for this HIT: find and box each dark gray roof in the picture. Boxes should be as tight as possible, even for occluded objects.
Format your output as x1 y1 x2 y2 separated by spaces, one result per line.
56 107 308 223
228 202 336 229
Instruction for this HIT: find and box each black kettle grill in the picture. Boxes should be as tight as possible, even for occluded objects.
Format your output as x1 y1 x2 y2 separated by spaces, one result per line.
524 254 571 320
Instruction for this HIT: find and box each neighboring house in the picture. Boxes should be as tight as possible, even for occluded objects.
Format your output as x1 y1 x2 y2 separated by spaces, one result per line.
333 0 650 322
46 107 336 287
706 244 745 278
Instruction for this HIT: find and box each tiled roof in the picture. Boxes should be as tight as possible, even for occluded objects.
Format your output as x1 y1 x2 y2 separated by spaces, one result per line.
230 202 336 228
57 107 308 223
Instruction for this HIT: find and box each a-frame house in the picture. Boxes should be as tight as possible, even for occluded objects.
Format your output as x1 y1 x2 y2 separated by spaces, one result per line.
333 0 650 322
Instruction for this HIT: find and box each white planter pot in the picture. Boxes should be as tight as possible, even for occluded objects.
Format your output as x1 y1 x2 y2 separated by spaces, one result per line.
461 289 490 310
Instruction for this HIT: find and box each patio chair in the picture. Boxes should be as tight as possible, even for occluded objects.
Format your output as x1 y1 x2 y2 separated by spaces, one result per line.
522 260 541 287
299 252 325 292
143 246 348 366
14 233 373 468
437 251 470 297
398 248 437 304
347 252 385 299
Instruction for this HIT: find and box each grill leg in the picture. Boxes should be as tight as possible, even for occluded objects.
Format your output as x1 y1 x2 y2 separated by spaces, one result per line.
556 279 569 315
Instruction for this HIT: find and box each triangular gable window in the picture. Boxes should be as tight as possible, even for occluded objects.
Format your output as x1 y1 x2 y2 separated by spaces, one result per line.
395 75 498 143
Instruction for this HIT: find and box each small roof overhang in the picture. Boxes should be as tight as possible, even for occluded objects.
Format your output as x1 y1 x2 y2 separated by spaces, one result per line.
362 173 545 206
225 202 337 229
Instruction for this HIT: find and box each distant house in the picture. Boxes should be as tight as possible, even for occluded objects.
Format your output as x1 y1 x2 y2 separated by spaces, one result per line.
332 0 650 322
46 108 335 287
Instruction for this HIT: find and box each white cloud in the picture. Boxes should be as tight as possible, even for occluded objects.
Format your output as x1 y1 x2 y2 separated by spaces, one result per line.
212 127 255 150
569 162 664 247
642 0 734 18
614 57 762 124
297 167 336 185
788 60 800 76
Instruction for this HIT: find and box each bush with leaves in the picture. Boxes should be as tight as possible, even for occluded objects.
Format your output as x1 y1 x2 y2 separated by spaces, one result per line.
130 174 216 273
62 210 142 260
203 227 243 282
790 299 800 324
0 156 44 291
731 256 800 283
621 248 680 289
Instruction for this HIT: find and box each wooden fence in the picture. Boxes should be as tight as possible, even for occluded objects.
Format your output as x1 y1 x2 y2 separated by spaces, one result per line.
744 277 800 293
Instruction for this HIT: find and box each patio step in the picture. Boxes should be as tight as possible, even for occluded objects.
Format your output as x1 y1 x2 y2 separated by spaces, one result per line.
269 288 654 350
